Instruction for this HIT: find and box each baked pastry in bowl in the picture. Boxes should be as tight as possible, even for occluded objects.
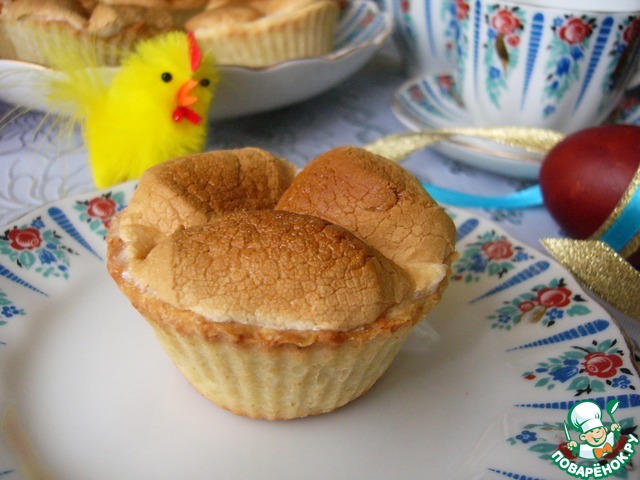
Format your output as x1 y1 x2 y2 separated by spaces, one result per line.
106 146 456 419
0 0 342 68
185 0 340 66
0 0 175 66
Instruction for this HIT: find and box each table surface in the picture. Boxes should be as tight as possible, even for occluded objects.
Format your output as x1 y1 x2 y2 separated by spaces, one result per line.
0 42 637 344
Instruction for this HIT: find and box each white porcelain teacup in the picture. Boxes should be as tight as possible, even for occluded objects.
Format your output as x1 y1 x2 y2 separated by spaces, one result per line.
384 0 457 77
452 0 640 133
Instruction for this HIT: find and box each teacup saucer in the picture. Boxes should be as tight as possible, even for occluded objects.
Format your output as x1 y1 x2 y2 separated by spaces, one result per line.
391 74 640 180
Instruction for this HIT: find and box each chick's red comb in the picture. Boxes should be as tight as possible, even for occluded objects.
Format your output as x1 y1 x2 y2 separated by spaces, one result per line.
187 31 201 72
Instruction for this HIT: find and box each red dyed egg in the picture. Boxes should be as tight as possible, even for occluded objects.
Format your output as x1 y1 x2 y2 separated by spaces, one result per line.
540 124 640 266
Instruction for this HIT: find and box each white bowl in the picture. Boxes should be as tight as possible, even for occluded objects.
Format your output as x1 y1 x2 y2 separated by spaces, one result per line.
0 0 392 121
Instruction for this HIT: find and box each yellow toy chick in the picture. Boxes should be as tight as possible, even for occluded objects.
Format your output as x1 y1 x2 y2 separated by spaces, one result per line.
45 31 217 188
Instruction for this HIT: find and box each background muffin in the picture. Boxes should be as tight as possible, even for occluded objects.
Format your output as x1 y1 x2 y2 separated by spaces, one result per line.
185 0 340 66
0 0 175 66
1 0 341 67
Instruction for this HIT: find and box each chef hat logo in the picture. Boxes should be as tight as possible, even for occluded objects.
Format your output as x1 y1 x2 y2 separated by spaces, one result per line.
568 401 604 434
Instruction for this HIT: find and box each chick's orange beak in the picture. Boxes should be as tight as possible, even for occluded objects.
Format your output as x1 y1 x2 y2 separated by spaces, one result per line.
172 79 202 125
177 79 198 107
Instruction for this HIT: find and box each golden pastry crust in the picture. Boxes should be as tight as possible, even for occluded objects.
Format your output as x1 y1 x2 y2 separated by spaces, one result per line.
108 214 451 346
126 209 414 331
277 146 457 294
118 148 297 258
109 208 436 332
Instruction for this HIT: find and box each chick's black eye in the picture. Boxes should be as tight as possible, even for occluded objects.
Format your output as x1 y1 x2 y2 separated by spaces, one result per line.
161 72 173 83
200 78 210 87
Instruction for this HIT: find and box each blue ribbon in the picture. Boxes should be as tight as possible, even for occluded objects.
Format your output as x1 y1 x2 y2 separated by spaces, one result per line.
422 177 639 258
598 179 640 252
422 183 544 209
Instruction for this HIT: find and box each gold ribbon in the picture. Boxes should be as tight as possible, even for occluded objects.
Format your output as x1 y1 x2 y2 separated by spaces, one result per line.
590 164 640 259
541 239 640 321
363 126 565 163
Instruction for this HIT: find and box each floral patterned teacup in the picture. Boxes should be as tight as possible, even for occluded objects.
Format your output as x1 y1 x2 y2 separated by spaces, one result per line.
383 0 457 77
453 0 640 132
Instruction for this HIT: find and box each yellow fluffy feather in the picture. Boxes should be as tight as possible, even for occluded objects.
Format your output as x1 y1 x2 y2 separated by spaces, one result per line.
43 30 218 188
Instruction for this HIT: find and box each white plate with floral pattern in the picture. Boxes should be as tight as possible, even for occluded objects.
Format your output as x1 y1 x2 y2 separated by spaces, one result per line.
0 0 391 121
1 183 639 479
